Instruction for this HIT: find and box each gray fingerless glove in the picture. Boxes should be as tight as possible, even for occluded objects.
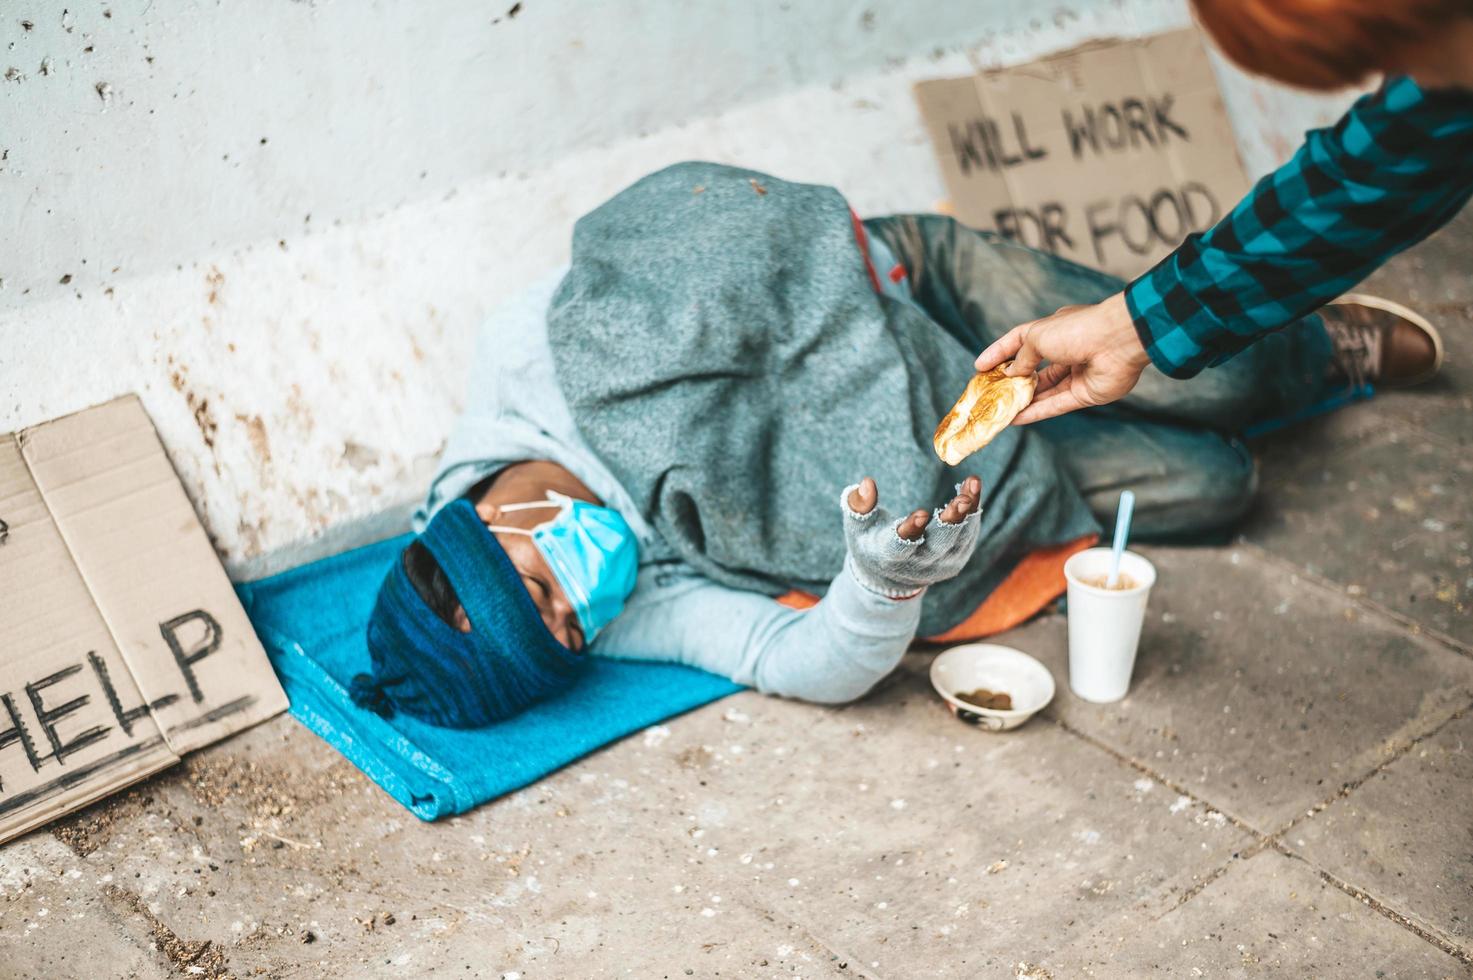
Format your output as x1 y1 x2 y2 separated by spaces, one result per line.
840 483 983 599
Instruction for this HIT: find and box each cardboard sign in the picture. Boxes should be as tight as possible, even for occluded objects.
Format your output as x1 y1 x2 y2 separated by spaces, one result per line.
0 396 287 844
914 29 1251 278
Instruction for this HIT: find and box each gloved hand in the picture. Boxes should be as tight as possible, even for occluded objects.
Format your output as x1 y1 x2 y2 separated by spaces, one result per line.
840 476 983 598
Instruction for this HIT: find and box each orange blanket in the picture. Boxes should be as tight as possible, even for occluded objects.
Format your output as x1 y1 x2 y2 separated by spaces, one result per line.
777 535 1097 641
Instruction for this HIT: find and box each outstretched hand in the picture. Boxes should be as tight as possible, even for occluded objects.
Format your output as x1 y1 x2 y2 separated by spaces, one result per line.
846 475 981 538
842 476 983 599
972 292 1152 424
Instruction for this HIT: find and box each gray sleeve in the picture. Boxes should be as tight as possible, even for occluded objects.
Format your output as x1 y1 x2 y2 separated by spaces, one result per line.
590 561 922 705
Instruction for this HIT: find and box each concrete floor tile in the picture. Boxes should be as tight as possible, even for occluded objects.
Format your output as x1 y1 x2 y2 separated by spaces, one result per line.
1244 428 1473 645
695 667 1256 978
997 547 1473 832
4 677 1255 979
0 835 174 979
1042 848 1467 978
1289 709 1473 956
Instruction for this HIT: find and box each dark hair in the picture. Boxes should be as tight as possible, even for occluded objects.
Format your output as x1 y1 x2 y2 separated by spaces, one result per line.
1193 0 1471 90
402 538 462 628
402 474 499 629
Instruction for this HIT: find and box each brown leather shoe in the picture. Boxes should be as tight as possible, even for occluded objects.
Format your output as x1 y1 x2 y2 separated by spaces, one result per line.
1321 294 1444 388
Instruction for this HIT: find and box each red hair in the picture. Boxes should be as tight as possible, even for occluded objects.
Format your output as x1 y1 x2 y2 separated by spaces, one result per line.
1192 0 1470 90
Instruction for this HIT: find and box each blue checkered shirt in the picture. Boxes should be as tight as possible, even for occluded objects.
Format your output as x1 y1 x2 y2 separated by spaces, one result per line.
1126 76 1473 378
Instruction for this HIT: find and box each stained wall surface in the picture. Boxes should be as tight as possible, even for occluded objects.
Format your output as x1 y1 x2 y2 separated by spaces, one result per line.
0 0 1357 575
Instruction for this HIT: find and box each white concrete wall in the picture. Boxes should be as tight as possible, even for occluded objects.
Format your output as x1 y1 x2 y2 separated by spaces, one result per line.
0 0 1358 577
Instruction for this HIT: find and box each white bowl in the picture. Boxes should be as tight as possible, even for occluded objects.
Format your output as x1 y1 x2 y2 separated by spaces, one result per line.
929 643 1055 731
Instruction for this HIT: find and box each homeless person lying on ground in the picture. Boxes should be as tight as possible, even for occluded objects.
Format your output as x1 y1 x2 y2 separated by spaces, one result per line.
349 162 1443 728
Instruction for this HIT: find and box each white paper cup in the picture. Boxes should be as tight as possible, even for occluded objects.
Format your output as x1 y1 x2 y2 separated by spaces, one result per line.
1064 547 1156 703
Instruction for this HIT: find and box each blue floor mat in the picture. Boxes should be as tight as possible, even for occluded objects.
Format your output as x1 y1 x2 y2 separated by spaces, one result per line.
236 534 741 820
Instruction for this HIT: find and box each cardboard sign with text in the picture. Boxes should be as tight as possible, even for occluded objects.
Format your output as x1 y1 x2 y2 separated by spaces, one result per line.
914 29 1251 278
0 395 286 844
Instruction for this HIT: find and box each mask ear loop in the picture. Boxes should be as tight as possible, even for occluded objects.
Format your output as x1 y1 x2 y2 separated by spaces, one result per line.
482 494 564 535
496 499 561 512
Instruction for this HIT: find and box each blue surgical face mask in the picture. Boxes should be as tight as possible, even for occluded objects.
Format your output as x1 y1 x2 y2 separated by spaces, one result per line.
485 491 639 644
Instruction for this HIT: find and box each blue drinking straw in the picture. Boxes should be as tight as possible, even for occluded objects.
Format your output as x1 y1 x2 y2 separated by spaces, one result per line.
1106 490 1136 588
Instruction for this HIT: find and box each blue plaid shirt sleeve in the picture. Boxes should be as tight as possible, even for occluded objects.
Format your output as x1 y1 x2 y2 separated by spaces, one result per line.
1125 76 1473 379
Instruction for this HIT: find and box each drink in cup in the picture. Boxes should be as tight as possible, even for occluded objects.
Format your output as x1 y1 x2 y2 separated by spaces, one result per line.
1063 547 1157 703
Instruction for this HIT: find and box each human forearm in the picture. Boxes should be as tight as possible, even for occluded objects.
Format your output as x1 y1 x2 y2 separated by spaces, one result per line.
1126 76 1473 379
739 563 924 703
590 560 922 704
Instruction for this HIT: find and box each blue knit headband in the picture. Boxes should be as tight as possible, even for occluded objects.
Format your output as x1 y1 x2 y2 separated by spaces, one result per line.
354 498 587 728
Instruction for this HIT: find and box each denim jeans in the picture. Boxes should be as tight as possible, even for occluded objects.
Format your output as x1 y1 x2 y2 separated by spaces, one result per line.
867 215 1334 541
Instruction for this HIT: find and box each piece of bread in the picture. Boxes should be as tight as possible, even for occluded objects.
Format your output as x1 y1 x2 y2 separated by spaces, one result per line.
933 363 1037 466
